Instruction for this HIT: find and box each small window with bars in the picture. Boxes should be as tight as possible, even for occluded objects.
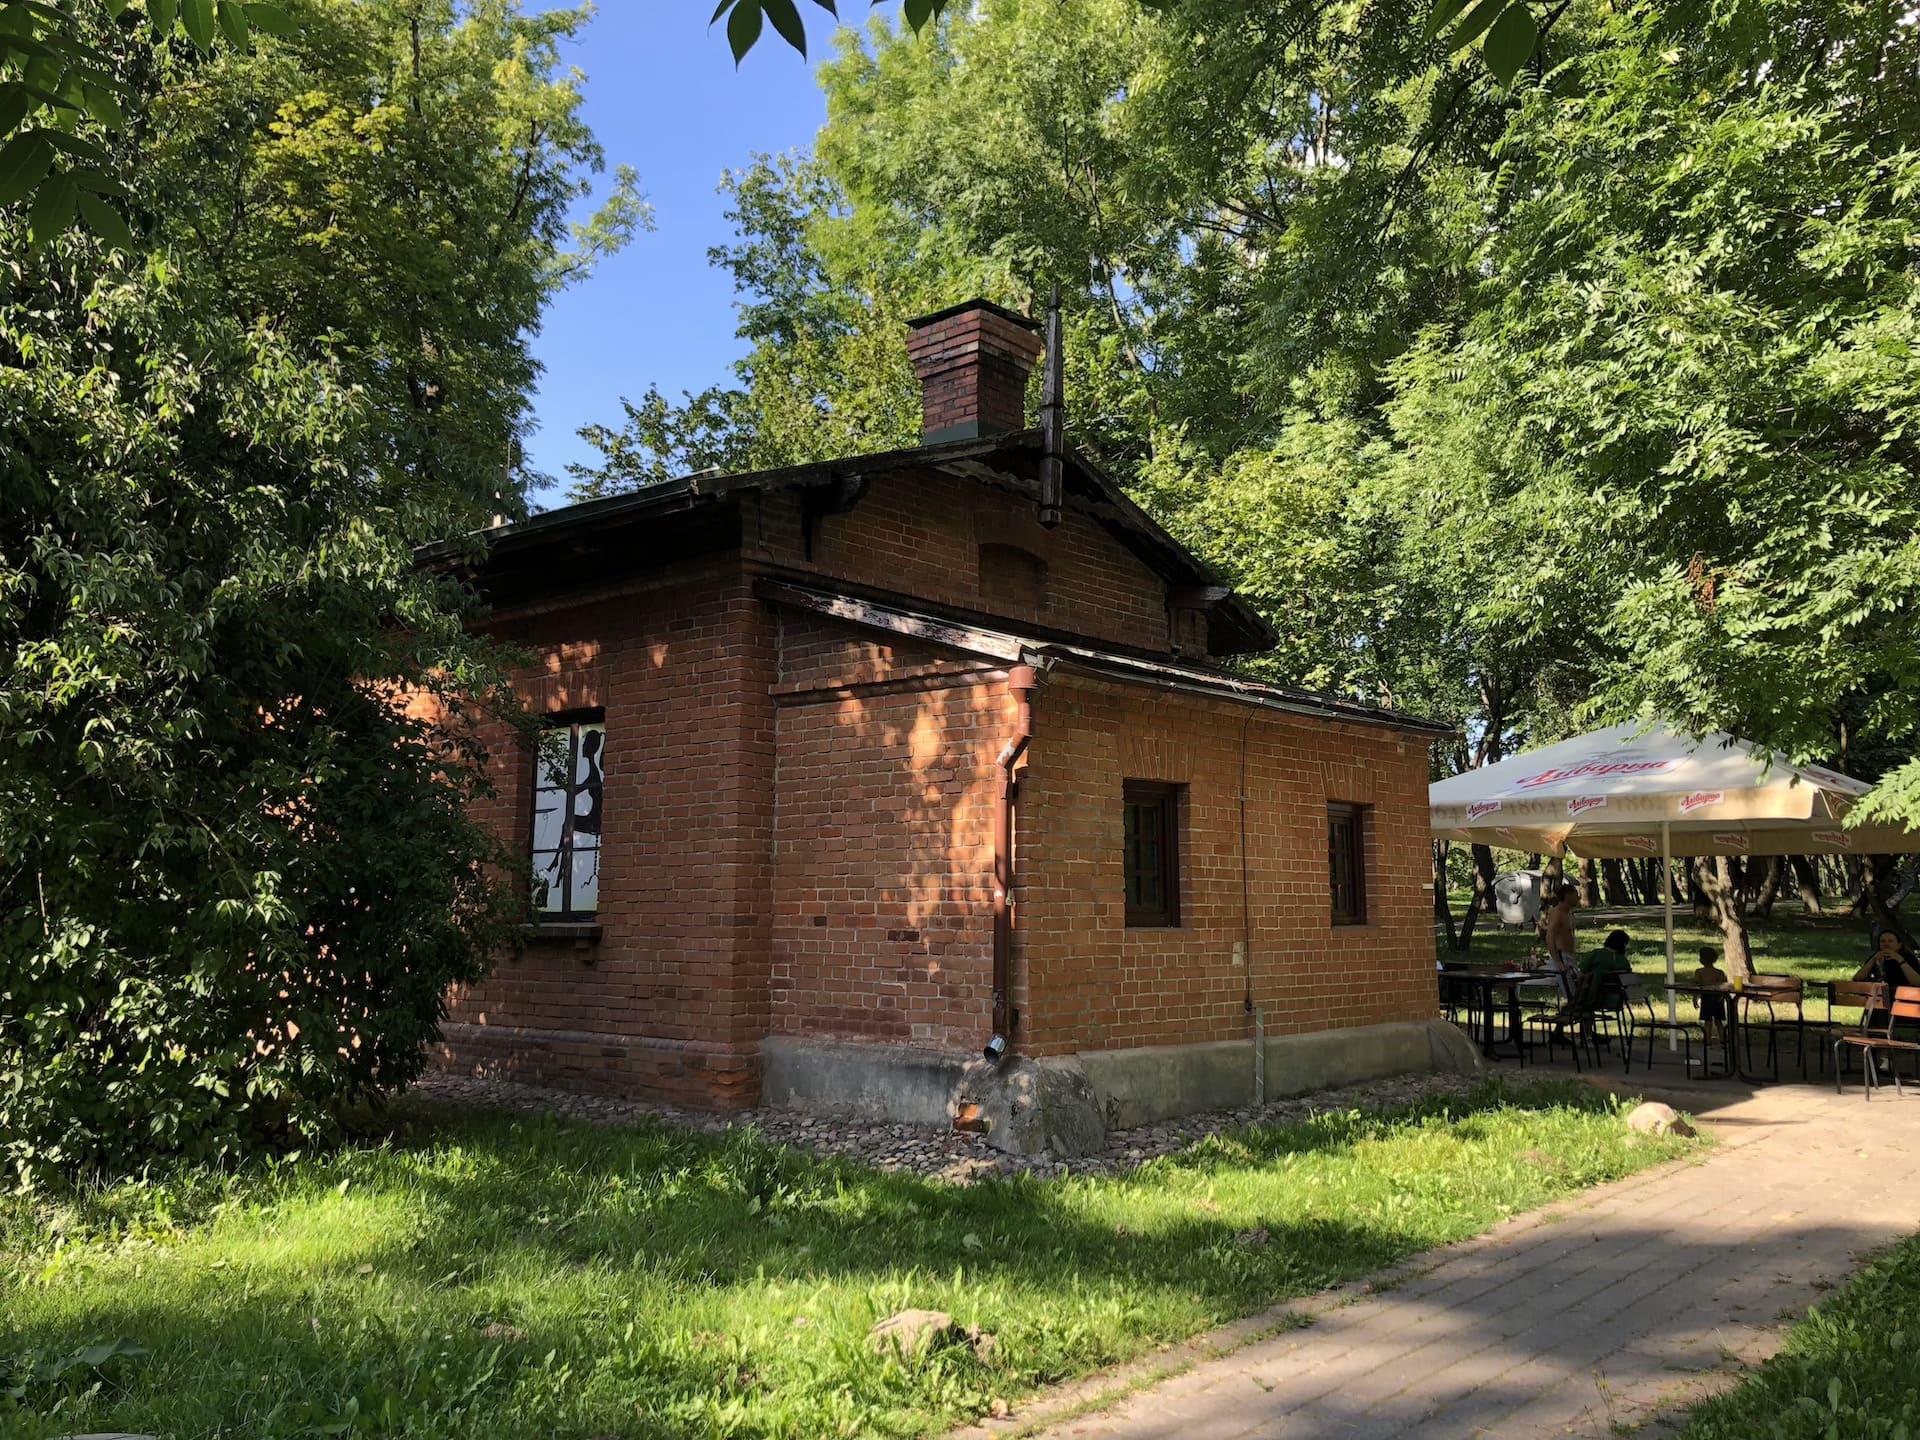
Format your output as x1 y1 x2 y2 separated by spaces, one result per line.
1328 801 1368 926
531 713 605 920
1123 781 1182 928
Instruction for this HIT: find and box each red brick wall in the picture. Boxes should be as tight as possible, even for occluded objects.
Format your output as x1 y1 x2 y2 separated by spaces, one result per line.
1014 672 1436 1057
746 474 1176 656
436 473 1438 1114
769 615 1013 1052
437 560 776 1108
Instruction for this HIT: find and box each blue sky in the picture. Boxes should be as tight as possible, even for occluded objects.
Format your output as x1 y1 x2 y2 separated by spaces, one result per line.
524 4 857 500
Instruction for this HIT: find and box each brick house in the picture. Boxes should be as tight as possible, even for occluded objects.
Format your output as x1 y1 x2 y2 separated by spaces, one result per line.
433 300 1468 1153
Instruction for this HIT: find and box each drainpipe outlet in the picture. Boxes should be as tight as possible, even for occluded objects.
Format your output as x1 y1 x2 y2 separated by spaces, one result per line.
1253 1006 1266 1105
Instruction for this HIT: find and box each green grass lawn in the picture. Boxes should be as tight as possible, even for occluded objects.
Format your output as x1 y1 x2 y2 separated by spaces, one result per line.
1676 1231 1920 1439
0 1078 1698 1440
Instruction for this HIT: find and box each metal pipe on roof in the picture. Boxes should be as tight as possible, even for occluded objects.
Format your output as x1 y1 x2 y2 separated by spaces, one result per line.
1037 283 1065 529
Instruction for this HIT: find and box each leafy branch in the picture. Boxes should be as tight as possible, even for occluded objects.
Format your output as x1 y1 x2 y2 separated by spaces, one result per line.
712 0 1548 85
0 0 294 249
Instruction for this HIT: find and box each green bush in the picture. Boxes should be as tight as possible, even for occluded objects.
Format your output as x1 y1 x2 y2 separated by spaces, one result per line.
0 0 633 1188
0 269 525 1183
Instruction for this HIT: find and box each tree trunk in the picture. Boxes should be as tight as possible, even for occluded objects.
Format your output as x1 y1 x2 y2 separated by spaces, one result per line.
1863 855 1916 953
1455 690 1506 954
1726 855 1750 912
1788 854 1823 915
1822 854 1846 900
1455 842 1498 951
1600 858 1630 905
1540 851 1565 906
1847 856 1870 917
1890 855 1920 911
1576 857 1598 906
1693 855 1754 978
1433 841 1458 950
1690 859 1715 921
1753 856 1783 919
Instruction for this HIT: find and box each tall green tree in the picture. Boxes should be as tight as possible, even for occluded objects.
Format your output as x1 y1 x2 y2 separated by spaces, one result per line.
585 0 1920 951
0 0 639 1185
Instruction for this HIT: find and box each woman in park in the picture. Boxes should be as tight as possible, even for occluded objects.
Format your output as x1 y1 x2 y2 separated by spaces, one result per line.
1855 928 1920 992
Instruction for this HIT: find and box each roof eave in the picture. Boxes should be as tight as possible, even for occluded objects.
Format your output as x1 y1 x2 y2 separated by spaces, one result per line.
419 431 1279 656
758 579 1449 738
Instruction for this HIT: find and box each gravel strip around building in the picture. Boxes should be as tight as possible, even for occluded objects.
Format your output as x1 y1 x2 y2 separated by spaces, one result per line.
406 1069 1483 1182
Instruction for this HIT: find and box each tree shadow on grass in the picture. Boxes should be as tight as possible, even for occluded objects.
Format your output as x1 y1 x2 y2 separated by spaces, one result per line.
352 1073 1641 1290
1 1077 1685 1439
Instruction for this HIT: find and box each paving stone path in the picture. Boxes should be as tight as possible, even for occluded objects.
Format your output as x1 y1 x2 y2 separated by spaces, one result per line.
977 1075 1920 1440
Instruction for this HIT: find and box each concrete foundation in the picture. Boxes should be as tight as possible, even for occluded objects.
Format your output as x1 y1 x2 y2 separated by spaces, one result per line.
1082 1019 1481 1130
759 1020 1481 1157
759 1036 971 1128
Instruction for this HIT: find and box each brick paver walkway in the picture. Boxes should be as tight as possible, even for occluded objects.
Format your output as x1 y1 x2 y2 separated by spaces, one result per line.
994 1075 1920 1440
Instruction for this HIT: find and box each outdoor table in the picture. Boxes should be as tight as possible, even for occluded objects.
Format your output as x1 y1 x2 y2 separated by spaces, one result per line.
1663 981 1745 1079
1441 969 1534 1060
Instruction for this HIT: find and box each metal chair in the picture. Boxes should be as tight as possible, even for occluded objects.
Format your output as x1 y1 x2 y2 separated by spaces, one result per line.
1835 983 1917 1099
1589 972 1637 1074
1738 974 1808 1080
1440 969 1527 1063
1529 971 1631 1074
1807 980 1884 1079
1522 988 1589 1071
1630 977 1718 1076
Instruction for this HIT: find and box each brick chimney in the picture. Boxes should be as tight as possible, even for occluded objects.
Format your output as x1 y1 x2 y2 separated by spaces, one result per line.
905 299 1043 443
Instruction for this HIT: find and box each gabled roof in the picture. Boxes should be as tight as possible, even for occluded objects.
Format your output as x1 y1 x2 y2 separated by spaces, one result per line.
423 429 1279 656
760 580 1453 737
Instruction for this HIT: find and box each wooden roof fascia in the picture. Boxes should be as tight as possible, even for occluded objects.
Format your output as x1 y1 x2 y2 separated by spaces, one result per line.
756 579 1029 664
758 579 1451 738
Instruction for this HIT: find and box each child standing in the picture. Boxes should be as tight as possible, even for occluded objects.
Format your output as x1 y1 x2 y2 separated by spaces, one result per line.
1691 945 1730 1046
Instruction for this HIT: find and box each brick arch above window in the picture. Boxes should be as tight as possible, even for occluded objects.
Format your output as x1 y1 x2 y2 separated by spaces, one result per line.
977 541 1049 618
518 664 607 717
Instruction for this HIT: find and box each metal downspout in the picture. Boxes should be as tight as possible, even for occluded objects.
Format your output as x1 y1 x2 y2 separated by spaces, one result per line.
987 663 1039 1060
1239 708 1262 1103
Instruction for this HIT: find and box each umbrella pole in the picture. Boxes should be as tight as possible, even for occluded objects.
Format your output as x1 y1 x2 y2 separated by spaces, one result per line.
1663 820 1677 1049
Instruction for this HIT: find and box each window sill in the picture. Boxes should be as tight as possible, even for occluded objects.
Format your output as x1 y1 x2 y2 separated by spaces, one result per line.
521 921 603 944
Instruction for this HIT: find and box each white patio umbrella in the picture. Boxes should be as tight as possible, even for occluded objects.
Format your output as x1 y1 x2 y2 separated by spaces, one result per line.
1430 721 1920 1038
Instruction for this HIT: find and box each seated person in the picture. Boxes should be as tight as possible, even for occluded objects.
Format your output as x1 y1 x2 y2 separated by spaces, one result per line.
1854 931 1920 1056
1691 945 1730 1043
1854 928 1920 992
1555 929 1633 1032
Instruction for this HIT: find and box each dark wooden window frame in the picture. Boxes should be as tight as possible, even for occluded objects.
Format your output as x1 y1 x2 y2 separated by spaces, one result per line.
1123 780 1183 928
530 708 605 923
1328 801 1369 926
